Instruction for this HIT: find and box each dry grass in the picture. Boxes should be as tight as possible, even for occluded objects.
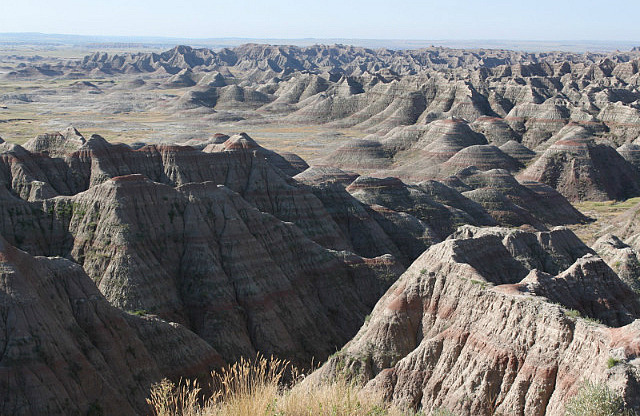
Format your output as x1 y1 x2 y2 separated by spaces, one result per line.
147 355 411 416
569 197 640 244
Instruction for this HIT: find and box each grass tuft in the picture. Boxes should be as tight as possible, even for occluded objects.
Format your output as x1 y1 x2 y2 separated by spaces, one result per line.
147 355 412 416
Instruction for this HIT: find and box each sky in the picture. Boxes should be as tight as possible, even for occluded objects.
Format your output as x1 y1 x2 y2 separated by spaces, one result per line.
1 0 639 41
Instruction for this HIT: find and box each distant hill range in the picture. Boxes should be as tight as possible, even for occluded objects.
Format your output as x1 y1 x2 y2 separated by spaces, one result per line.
0 32 638 53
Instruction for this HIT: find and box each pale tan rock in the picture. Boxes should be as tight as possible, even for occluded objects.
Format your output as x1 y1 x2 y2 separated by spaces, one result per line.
312 227 640 415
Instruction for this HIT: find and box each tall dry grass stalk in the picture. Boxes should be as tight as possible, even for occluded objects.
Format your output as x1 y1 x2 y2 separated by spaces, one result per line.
146 378 205 416
147 354 409 416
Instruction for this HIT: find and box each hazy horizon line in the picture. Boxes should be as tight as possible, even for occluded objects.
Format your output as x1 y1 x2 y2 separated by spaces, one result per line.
1 32 638 54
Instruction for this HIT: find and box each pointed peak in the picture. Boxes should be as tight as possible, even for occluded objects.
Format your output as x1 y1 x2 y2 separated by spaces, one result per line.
223 133 260 150
63 126 86 143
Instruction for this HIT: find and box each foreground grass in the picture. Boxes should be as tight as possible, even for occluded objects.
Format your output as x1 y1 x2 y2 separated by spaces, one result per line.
147 355 409 416
148 356 638 416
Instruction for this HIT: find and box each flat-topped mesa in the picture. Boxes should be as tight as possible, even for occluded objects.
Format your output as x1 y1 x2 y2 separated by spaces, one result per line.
518 136 640 201
312 226 640 415
0 236 223 415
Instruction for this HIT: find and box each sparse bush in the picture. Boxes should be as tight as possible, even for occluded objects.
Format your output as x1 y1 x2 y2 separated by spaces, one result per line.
607 357 620 369
564 381 635 416
129 309 149 316
564 309 581 319
583 316 603 325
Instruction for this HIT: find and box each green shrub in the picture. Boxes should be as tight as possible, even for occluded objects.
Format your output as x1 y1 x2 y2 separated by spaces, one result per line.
606 357 621 369
564 309 581 319
565 381 635 416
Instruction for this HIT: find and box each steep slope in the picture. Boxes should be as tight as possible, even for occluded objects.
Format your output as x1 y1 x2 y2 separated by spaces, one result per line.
455 168 589 227
0 236 222 415
605 200 640 253
593 234 640 291
499 140 537 164
0 132 350 252
3 173 403 366
346 176 483 242
0 131 410 366
296 169 498 266
518 135 640 202
313 226 640 415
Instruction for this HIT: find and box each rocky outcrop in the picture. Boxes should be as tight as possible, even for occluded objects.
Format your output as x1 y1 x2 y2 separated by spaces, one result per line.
499 140 537 164
592 234 640 291
518 136 640 201
0 236 222 415
346 176 483 242
518 255 640 326
0 131 349 251
312 226 640 415
0 132 407 367
296 170 497 267
9 44 640 153
34 174 403 366
294 168 408 264
617 143 640 171
23 126 86 157
471 116 520 146
456 168 589 227
203 132 309 176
